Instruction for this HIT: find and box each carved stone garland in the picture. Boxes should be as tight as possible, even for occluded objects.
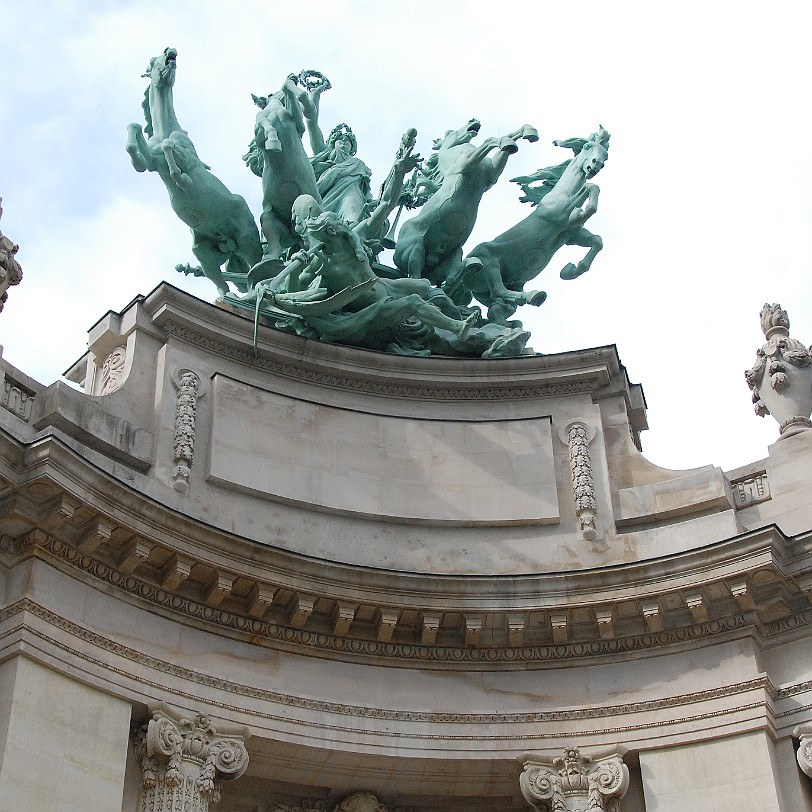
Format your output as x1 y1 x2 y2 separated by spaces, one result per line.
133 707 249 812
521 746 629 812
565 422 598 541
171 368 205 493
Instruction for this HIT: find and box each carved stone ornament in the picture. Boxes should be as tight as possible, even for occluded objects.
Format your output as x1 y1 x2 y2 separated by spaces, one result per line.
0 198 23 313
133 705 249 812
520 746 629 812
99 346 127 395
561 421 598 541
332 793 388 812
171 368 207 493
745 303 812 437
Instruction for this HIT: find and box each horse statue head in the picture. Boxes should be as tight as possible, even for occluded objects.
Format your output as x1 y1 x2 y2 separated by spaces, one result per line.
432 119 481 151
140 47 179 139
142 47 178 87
556 126 610 179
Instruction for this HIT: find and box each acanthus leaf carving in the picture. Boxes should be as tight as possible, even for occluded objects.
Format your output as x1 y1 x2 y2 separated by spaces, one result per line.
521 746 629 812
135 706 248 812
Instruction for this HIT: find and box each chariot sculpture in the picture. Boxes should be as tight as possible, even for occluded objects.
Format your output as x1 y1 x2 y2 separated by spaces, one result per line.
127 48 610 358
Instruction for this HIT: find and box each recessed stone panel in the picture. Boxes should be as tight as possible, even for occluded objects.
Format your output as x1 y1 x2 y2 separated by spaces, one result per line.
209 374 559 524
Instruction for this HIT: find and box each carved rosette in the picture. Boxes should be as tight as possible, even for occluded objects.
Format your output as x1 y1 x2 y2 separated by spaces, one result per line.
564 422 598 541
521 747 629 812
745 303 812 437
171 368 205 493
134 708 249 812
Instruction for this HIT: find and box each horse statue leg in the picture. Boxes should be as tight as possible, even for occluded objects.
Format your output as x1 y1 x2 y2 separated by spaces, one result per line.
125 123 151 173
559 227 603 280
191 233 231 297
161 141 193 190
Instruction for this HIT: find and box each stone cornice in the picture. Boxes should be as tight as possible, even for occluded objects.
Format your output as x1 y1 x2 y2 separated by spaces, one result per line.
3 417 812 668
143 283 631 404
0 598 781 735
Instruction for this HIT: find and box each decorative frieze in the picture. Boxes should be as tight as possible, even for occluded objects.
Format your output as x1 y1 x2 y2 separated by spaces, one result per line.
133 706 249 812
563 421 598 541
520 746 629 812
171 368 205 493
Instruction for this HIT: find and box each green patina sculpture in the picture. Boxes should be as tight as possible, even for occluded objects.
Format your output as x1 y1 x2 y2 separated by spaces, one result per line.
445 127 610 324
392 120 538 286
127 49 610 357
126 48 262 296
244 72 325 260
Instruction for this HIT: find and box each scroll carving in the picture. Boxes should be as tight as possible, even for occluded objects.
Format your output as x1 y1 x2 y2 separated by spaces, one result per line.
100 346 127 395
730 472 770 508
565 422 598 541
133 707 249 812
2 375 35 421
521 746 629 812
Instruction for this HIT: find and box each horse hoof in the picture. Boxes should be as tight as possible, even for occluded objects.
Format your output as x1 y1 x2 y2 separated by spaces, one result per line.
267 137 282 152
560 263 579 280
527 290 547 307
500 137 519 154
521 125 540 143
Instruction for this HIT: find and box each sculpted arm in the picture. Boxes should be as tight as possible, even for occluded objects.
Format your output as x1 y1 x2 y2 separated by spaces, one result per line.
295 76 331 154
362 131 420 238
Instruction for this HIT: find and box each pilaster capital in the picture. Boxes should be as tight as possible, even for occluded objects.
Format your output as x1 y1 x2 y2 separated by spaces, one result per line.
521 745 629 812
134 705 249 810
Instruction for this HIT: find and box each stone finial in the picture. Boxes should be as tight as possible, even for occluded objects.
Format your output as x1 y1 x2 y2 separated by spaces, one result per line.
520 746 629 812
0 199 23 313
133 706 249 811
745 303 812 438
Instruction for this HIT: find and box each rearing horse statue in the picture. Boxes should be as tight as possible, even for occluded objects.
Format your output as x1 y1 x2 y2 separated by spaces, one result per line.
126 47 262 296
244 75 322 260
445 127 610 324
393 119 538 286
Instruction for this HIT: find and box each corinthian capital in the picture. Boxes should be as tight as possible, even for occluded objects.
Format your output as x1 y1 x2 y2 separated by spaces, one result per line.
134 705 249 811
521 745 629 812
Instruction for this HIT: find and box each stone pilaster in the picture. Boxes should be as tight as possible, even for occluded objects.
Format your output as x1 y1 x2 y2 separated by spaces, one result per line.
520 746 628 812
134 706 249 812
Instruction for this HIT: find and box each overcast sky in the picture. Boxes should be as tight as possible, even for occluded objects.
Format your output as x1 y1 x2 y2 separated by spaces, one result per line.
2 1 811 473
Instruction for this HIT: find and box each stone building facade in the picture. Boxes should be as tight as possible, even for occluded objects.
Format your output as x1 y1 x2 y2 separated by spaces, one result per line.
1 283 811 811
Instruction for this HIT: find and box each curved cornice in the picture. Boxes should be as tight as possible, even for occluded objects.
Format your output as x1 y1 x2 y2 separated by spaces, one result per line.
1 430 811 668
